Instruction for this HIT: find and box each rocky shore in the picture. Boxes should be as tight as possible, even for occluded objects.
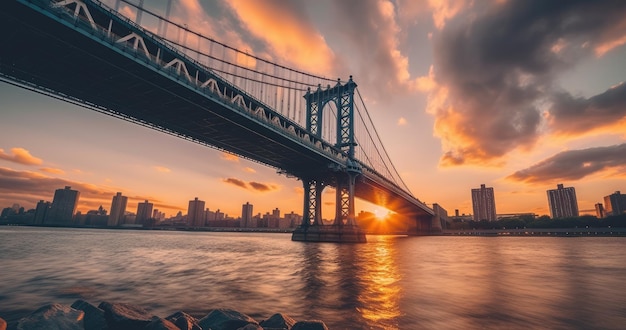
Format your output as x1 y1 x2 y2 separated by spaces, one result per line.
1 300 329 330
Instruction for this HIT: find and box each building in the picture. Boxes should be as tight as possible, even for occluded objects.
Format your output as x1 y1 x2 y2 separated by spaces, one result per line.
547 184 579 219
34 200 50 225
604 191 626 217
471 184 497 221
108 192 128 226
136 200 154 225
241 202 254 228
595 203 605 219
46 186 80 225
188 197 206 227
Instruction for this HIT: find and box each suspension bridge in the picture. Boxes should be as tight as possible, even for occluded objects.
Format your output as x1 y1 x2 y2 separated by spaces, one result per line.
0 0 442 242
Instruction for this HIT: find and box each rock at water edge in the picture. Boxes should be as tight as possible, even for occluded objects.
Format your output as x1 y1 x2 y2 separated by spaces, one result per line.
145 316 180 330
98 301 154 330
71 299 107 330
259 313 297 330
291 320 329 330
165 311 201 330
16 303 84 330
198 308 259 330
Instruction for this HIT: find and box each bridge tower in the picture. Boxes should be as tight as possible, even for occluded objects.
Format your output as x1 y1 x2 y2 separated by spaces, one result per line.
292 77 367 243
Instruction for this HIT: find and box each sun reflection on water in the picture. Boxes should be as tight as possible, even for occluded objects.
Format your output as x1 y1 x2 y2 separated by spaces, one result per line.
356 236 402 329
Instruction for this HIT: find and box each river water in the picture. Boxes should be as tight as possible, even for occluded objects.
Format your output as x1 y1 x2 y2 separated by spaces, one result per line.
1 227 625 329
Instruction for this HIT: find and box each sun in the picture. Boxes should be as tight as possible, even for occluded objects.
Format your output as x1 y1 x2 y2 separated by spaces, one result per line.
373 207 394 221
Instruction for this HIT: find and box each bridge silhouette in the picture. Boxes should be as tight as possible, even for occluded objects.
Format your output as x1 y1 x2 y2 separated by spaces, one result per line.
1 0 442 242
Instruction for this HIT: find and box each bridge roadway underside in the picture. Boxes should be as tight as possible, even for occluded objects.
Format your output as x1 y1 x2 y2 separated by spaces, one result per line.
0 1 434 233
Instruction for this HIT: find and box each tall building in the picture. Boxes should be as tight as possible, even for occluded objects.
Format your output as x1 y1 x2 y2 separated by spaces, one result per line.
241 202 254 228
46 186 80 225
595 203 605 219
547 184 579 219
108 192 128 226
34 200 50 225
604 191 626 217
188 197 206 227
471 184 497 221
136 200 154 225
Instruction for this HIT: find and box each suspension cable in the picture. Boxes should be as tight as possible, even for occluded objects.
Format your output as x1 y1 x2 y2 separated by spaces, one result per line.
356 88 413 194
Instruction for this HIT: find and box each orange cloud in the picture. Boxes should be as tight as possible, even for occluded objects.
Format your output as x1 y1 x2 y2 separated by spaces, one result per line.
221 153 239 162
244 167 256 173
153 166 171 173
397 117 408 126
428 0 469 30
40 167 65 175
0 147 43 165
224 0 335 74
222 177 279 192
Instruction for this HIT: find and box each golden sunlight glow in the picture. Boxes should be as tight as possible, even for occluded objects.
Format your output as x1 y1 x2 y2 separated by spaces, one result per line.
357 237 401 326
224 0 335 74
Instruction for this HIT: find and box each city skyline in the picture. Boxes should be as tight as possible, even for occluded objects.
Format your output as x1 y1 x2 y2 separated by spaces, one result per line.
1 0 626 218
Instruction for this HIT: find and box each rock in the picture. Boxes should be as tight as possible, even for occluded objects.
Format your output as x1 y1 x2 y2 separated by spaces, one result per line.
165 311 201 330
198 308 259 330
291 320 329 330
98 301 154 330
0 317 7 330
16 303 84 330
71 299 108 330
145 316 180 330
259 313 297 330
236 324 262 330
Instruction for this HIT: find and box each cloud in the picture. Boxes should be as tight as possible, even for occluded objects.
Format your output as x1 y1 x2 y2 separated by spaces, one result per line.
248 181 277 192
221 153 239 162
224 0 336 74
547 83 626 136
40 167 65 175
327 0 426 98
507 143 626 184
0 147 43 165
153 166 171 173
223 177 247 188
426 0 626 166
244 167 256 173
222 177 279 192
397 117 408 126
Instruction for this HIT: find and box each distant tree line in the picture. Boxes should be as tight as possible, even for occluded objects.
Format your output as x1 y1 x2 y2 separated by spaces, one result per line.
447 213 626 230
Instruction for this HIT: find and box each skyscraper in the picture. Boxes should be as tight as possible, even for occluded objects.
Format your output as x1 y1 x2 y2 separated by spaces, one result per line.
34 200 50 225
108 192 128 226
188 197 206 227
595 203 605 219
46 186 80 225
547 184 579 218
241 202 254 228
604 191 626 217
471 184 497 221
136 200 154 225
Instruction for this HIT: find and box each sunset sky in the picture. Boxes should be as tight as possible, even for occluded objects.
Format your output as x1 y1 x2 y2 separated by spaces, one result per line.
1 0 625 219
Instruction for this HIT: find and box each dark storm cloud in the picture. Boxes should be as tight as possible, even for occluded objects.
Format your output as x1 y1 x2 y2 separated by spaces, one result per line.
549 83 626 135
507 143 626 184
431 0 626 166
